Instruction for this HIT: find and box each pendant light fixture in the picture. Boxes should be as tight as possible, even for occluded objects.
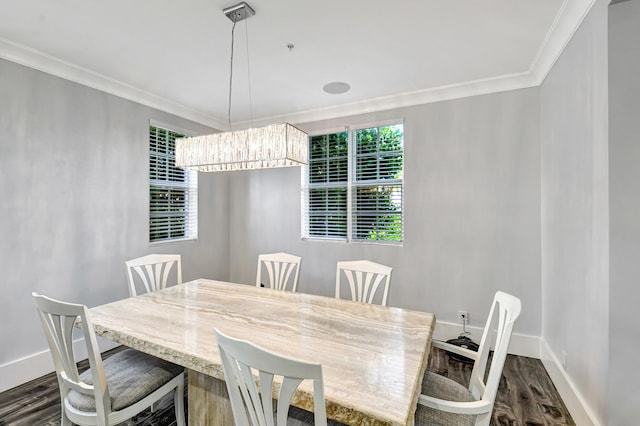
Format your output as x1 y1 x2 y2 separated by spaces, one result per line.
175 2 308 172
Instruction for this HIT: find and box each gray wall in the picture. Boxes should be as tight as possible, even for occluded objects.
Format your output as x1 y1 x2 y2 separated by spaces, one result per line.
609 1 640 424
1 6 619 418
0 58 230 366
227 89 542 336
540 1 609 423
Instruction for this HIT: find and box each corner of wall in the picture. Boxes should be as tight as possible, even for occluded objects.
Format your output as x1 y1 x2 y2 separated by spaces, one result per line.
539 338 603 426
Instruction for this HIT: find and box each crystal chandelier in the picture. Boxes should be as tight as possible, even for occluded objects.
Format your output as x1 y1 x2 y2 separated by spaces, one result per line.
175 2 308 172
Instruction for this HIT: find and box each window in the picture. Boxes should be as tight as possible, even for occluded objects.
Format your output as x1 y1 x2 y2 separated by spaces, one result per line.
149 124 198 243
303 123 403 243
306 131 349 238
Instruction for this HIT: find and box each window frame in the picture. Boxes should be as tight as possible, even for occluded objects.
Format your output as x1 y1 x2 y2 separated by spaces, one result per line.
301 120 404 245
303 126 349 242
148 120 198 245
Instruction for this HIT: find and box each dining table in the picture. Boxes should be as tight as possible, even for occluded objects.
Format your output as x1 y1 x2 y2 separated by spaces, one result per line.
89 279 436 425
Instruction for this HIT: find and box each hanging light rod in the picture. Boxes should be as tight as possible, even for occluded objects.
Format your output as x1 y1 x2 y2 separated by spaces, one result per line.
223 2 255 23
175 1 309 172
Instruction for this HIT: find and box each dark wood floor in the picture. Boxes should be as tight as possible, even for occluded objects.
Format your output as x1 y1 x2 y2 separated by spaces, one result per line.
0 346 573 425
428 348 574 425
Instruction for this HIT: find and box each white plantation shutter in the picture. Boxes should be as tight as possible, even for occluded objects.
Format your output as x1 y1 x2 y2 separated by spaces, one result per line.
352 125 404 242
305 186 348 238
302 131 349 239
302 124 403 243
149 125 198 243
351 184 403 241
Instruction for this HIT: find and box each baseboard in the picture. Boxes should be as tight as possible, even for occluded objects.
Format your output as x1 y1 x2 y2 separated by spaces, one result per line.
539 339 602 426
433 320 540 358
0 337 120 394
436 323 602 425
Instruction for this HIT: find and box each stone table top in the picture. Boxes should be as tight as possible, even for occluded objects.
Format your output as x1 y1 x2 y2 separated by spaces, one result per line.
90 279 435 425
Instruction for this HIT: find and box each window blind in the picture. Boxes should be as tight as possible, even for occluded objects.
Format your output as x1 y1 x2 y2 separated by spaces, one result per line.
302 124 403 243
149 125 198 243
352 125 403 242
303 132 349 239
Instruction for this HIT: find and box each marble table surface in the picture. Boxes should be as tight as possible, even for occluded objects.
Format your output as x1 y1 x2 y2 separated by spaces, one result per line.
89 279 435 425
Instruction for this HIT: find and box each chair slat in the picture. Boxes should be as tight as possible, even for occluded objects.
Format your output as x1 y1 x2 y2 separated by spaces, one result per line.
32 292 185 426
416 291 521 426
256 253 302 292
126 254 182 297
215 328 327 426
336 260 392 306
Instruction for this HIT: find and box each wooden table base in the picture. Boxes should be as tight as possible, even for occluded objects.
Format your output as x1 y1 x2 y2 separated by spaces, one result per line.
188 369 235 426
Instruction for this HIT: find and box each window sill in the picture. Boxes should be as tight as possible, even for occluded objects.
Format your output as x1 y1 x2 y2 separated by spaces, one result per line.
150 237 197 247
301 237 403 247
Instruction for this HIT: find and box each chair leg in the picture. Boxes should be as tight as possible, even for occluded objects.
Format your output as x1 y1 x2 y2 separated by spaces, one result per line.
475 412 491 426
175 376 186 426
61 408 72 426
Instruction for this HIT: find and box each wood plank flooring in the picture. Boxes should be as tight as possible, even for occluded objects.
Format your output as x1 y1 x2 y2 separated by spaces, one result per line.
0 346 574 425
428 348 574 425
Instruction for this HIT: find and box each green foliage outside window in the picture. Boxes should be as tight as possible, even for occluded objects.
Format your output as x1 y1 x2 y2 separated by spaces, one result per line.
354 125 403 242
307 132 349 238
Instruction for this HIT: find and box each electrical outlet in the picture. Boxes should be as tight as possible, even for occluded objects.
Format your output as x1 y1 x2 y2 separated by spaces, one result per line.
561 350 568 370
458 310 468 325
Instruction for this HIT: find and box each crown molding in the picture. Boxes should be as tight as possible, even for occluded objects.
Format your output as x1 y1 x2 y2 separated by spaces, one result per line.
0 37 227 130
529 0 598 85
0 0 596 129
244 71 540 128
258 0 597 127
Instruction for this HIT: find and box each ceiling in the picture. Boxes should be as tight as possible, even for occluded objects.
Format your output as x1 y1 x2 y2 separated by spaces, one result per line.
0 0 590 130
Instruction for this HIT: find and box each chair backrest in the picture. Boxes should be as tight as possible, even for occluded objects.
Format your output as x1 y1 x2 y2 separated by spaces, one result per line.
469 291 522 407
256 252 302 292
125 254 182 297
335 260 392 306
32 292 111 421
215 329 327 426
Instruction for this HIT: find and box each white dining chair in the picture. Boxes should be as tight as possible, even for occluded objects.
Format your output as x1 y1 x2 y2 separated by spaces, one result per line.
335 260 392 306
415 291 522 426
256 252 302 292
32 292 185 426
125 254 182 297
215 328 328 426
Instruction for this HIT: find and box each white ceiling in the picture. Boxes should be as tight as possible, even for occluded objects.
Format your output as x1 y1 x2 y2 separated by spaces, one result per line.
0 0 590 130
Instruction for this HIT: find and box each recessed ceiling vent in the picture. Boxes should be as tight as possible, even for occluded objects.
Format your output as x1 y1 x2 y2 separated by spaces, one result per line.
323 82 351 95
